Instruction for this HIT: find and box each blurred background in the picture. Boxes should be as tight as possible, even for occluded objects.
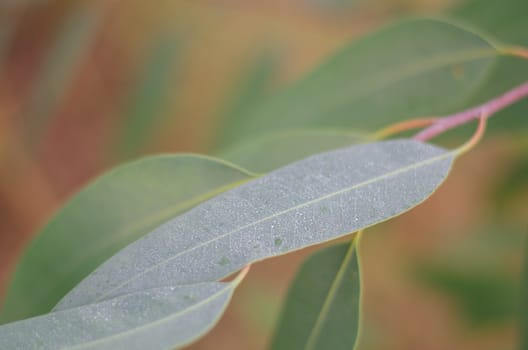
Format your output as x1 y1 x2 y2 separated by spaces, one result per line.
0 0 526 349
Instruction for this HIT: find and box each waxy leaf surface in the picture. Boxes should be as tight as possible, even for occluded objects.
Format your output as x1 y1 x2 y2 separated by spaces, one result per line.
0 281 236 350
56 140 455 310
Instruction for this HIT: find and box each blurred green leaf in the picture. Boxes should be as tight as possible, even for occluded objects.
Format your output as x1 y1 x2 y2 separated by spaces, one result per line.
415 264 516 326
118 36 181 159
236 282 281 336
0 155 253 323
494 150 528 210
24 2 102 146
271 240 361 350
214 18 499 149
451 0 528 46
213 51 279 151
413 228 523 327
448 0 528 134
445 55 528 135
220 129 370 173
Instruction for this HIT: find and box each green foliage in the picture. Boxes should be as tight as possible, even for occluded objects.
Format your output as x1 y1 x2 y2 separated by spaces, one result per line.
413 227 523 329
0 155 252 323
271 240 361 350
494 151 528 211
117 37 181 158
2 5 528 349
449 0 528 134
220 130 370 172
214 18 499 149
213 51 279 151
451 0 528 46
54 140 452 311
415 265 516 326
0 140 453 349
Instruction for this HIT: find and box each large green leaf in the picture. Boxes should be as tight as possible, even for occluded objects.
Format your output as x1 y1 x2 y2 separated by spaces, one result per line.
0 155 253 323
0 281 238 350
55 139 455 310
271 240 361 350
220 130 370 173
214 18 498 149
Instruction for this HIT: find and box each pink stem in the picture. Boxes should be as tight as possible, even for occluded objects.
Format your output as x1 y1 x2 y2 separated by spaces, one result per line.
413 82 528 142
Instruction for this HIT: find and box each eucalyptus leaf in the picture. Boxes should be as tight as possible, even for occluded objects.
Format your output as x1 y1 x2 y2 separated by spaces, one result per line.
271 240 361 350
56 139 455 310
0 281 237 350
220 129 370 173
214 18 498 149
0 155 253 323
